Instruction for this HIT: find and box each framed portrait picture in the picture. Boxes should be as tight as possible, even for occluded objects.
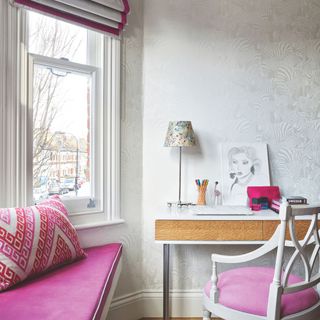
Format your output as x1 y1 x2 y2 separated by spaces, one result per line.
220 143 270 205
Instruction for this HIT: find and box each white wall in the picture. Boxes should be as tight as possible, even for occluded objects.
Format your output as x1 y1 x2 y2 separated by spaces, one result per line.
142 0 320 299
78 0 144 300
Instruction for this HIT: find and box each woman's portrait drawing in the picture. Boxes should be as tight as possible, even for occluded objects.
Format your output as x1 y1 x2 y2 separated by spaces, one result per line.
221 143 270 205
228 146 260 193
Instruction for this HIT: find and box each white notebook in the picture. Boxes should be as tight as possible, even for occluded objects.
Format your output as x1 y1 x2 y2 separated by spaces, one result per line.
191 205 254 215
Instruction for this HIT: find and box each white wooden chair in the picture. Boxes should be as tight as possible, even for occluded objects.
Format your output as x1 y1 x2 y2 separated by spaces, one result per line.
203 203 320 320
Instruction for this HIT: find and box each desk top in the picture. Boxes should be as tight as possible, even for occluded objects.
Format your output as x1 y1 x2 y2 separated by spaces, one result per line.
155 205 319 221
155 205 279 221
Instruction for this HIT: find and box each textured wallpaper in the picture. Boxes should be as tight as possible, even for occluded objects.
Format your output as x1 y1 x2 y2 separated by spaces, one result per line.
79 0 144 298
101 0 145 297
117 0 144 296
142 0 320 290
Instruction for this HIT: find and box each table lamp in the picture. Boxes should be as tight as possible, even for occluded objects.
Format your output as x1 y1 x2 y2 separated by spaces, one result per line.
164 121 196 207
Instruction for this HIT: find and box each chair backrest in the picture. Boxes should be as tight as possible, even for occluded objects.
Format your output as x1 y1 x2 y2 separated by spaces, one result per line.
268 203 320 318
267 204 320 320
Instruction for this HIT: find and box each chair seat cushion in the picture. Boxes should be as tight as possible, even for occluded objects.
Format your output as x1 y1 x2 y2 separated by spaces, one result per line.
0 243 122 320
204 266 319 317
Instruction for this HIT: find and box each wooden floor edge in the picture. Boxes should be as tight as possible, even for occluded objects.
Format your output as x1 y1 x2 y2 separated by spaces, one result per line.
140 318 221 319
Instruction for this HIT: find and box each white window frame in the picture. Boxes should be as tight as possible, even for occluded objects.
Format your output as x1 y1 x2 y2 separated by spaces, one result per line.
27 54 102 213
20 11 122 227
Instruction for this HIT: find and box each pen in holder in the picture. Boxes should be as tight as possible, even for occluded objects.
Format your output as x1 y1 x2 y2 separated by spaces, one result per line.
195 179 209 205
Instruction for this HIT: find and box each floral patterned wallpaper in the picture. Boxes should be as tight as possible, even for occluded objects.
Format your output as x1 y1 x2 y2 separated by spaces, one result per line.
141 0 320 290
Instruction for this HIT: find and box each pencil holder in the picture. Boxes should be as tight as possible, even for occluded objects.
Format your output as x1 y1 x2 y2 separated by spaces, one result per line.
197 185 207 205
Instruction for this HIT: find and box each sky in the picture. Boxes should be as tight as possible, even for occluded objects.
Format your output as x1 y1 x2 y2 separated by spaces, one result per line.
29 11 100 140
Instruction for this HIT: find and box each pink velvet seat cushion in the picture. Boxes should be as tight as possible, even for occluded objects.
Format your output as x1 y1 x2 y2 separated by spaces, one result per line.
0 243 122 320
204 267 319 317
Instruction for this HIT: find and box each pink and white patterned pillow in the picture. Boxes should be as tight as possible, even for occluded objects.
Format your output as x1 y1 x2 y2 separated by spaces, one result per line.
0 197 86 291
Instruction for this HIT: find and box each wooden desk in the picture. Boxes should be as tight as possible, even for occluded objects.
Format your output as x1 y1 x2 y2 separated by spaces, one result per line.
155 206 313 320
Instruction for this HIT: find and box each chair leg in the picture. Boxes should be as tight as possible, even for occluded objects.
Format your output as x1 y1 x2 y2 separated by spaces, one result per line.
203 308 212 320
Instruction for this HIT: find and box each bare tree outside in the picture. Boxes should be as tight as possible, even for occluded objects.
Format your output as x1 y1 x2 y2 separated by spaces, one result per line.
29 11 97 204
29 13 84 188
29 16 83 59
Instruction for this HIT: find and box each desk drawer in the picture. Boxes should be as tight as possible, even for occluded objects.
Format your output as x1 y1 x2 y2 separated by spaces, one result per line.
155 220 263 241
262 220 316 241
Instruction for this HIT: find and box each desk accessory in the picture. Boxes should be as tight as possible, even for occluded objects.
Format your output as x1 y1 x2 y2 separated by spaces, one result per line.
271 196 308 213
273 197 308 206
164 121 196 207
213 181 222 205
282 196 307 204
247 186 280 210
270 200 280 213
251 197 269 211
196 179 208 205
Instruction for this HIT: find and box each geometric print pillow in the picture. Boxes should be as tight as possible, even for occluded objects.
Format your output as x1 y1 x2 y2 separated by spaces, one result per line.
0 196 86 292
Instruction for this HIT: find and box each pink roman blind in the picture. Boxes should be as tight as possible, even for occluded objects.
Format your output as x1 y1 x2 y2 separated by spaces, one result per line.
14 0 130 36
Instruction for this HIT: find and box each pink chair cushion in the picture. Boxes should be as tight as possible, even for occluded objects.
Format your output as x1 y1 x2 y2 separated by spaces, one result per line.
204 267 319 317
0 243 122 320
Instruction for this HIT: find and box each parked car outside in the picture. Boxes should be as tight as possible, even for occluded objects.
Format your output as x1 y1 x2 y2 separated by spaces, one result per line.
59 186 69 194
60 177 77 191
48 180 61 195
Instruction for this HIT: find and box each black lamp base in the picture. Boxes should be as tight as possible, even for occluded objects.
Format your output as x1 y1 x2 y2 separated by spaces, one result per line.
167 201 195 208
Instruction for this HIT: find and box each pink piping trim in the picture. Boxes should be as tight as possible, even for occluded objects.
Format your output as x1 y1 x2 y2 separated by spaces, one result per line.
15 0 122 35
122 0 130 14
91 244 123 320
121 13 127 25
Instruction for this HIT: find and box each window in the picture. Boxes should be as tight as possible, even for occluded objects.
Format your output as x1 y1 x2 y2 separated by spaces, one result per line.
24 11 121 226
31 59 96 201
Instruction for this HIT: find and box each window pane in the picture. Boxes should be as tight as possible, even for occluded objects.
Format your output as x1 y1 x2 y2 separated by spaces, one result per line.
28 11 89 64
32 64 92 203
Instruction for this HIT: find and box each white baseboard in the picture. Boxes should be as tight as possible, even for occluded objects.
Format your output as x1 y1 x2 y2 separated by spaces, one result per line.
107 289 203 320
107 291 144 320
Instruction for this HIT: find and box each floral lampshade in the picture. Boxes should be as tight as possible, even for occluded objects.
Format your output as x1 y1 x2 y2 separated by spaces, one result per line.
164 121 196 147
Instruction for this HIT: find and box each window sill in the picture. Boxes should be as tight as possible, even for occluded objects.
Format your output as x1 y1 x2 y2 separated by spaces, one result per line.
74 219 125 231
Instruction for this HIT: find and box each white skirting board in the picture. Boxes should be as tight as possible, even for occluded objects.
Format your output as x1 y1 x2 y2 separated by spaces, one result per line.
107 289 203 320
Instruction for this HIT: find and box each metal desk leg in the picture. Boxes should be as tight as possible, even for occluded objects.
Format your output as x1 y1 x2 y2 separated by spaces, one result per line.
163 243 170 320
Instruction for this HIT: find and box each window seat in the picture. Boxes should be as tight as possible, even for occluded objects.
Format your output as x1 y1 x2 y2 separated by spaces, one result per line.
0 243 123 320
